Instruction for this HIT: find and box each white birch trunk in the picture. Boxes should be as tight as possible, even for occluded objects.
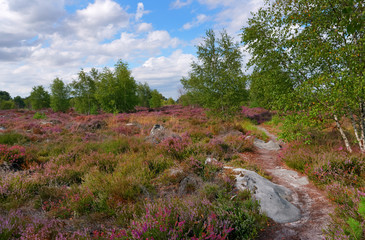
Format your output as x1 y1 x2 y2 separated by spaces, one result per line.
334 115 353 153
349 111 365 153
360 102 365 153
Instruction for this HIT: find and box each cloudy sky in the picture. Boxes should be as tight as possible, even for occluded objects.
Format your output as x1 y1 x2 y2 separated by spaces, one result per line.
0 0 264 99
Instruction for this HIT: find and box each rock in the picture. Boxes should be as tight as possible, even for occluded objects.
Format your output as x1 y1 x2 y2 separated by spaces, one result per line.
0 126 6 131
50 119 62 125
205 157 219 165
77 119 107 131
150 124 164 135
226 167 301 223
0 162 12 172
146 124 180 144
126 122 141 128
178 175 200 196
168 167 184 178
268 168 309 187
218 130 243 138
254 138 281 151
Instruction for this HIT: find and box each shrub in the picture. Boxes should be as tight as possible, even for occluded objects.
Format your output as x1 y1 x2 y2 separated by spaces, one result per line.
160 133 192 160
33 112 47 120
0 132 27 145
241 106 272 124
0 144 28 169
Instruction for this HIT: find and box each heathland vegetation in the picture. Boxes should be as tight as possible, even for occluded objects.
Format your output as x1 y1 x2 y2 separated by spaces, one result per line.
0 0 364 239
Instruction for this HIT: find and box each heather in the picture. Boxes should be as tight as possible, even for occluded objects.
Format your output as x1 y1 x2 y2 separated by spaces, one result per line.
279 130 365 239
0 106 267 239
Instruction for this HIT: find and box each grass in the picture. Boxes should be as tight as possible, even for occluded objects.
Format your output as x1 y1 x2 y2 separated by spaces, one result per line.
0 132 28 145
237 119 269 142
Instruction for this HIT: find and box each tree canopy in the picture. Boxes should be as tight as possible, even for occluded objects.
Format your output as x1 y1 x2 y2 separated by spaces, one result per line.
181 29 248 115
50 78 70 112
30 86 50 110
242 0 365 152
71 68 99 114
95 60 138 113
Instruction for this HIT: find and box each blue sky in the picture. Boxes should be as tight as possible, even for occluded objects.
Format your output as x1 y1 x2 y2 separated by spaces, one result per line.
0 0 265 99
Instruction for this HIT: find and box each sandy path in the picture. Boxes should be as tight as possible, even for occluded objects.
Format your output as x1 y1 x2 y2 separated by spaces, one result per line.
253 127 334 240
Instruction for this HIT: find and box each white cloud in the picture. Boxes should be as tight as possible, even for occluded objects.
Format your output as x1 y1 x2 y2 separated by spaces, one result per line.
136 22 153 33
132 50 195 98
66 0 129 41
0 0 65 60
0 0 266 99
0 0 183 98
170 0 193 9
136 2 149 21
197 0 265 35
183 14 209 30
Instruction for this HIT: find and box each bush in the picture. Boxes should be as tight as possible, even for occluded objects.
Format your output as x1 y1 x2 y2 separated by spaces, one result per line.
33 112 47 120
0 132 27 145
241 106 272 124
0 144 28 169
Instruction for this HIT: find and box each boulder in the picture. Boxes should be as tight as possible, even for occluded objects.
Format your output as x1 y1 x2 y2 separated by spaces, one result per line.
178 175 200 196
146 124 180 144
77 119 107 132
226 167 301 223
254 138 281 151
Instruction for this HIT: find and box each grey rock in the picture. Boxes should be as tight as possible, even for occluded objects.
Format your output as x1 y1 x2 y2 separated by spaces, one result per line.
126 122 142 128
150 124 164 135
268 168 309 187
205 157 219 165
254 138 281 151
226 167 301 223
146 124 180 144
178 175 200 196
0 126 6 131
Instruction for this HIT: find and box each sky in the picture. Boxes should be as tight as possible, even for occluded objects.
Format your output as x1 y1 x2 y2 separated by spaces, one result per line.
0 0 265 99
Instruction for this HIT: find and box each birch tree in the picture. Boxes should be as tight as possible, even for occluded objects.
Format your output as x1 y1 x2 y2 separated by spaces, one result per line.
181 29 248 115
242 0 364 152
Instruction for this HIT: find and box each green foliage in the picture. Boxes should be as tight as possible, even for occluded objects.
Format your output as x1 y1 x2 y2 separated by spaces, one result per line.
0 90 14 110
0 91 11 101
99 138 130 154
149 89 163 108
164 97 175 106
136 82 152 108
71 68 99 114
0 132 27 145
13 96 25 109
215 190 267 239
50 78 70 112
248 69 293 109
0 100 15 110
345 197 365 240
33 112 47 120
95 60 138 113
181 29 248 115
242 0 365 151
346 218 362 240
239 119 269 141
30 86 50 110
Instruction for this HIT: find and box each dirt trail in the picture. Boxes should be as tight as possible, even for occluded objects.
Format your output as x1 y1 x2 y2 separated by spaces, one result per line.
252 127 334 240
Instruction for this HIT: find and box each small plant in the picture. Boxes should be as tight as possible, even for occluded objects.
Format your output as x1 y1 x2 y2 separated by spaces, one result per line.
346 197 365 240
33 112 47 120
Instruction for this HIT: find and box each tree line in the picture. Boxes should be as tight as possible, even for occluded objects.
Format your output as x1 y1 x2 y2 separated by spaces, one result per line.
0 60 175 113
